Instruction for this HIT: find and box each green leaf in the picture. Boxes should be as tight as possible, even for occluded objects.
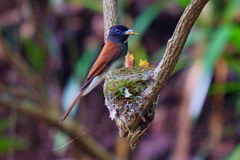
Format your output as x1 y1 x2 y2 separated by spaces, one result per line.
209 82 240 95
222 0 240 23
173 0 189 8
0 119 10 132
129 1 164 49
21 38 45 71
74 44 101 79
0 137 27 153
227 143 240 160
133 45 148 66
68 0 102 13
226 55 240 77
203 24 234 71
230 25 240 52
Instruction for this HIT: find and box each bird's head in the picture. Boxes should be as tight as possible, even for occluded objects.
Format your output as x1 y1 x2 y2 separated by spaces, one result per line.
107 25 139 44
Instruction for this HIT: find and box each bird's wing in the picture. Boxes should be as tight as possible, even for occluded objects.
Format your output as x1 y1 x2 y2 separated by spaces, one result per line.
82 41 122 90
60 41 122 123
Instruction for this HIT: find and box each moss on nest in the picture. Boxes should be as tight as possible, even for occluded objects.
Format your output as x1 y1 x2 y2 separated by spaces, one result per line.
104 66 154 101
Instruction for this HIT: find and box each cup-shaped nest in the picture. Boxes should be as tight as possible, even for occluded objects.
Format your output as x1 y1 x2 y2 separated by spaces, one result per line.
104 66 158 148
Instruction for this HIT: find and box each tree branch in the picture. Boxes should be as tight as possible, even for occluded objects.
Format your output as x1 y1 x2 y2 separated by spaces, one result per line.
103 0 118 42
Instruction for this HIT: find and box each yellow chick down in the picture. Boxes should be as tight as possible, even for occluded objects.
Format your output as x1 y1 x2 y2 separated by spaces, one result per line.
139 59 149 67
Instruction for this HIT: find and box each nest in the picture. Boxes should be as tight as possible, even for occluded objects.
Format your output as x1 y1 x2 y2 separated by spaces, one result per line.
104 66 158 148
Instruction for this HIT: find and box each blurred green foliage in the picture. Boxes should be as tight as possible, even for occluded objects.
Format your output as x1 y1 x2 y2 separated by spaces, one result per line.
0 120 27 154
68 0 102 12
22 38 45 72
0 137 27 153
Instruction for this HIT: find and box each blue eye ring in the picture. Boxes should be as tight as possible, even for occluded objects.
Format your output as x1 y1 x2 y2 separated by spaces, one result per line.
114 29 121 34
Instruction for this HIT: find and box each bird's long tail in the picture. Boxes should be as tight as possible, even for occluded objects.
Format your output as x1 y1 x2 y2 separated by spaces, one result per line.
60 90 84 123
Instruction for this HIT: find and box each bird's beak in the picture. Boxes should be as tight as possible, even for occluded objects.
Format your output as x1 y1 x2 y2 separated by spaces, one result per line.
124 29 140 35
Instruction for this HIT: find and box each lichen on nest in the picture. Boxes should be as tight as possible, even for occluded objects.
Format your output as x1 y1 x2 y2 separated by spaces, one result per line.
104 66 158 148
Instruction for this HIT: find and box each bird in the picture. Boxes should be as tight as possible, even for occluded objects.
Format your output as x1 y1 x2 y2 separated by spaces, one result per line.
125 52 135 67
60 25 139 123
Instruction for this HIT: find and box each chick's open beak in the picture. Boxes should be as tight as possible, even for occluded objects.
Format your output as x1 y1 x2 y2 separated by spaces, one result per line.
124 29 140 35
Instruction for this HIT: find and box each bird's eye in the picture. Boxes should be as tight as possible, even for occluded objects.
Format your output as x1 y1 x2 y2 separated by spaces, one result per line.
114 29 121 34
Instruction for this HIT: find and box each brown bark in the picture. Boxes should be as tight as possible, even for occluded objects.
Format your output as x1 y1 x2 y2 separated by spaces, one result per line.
103 0 118 42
